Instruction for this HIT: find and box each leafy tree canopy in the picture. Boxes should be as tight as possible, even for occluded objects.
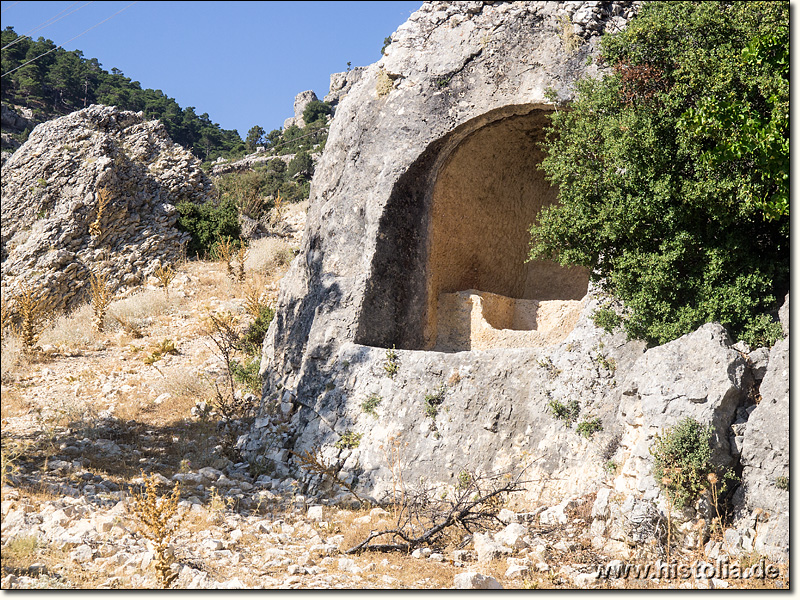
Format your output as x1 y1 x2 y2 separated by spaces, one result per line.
531 1 788 348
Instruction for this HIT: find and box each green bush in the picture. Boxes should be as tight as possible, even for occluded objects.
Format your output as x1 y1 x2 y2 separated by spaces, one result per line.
576 418 603 438
530 2 789 347
302 100 332 125
591 308 623 333
176 198 241 257
651 418 717 509
287 150 314 181
230 356 261 395
240 304 275 356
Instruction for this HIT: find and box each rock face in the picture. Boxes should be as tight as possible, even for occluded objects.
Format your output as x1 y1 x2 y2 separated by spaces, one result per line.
247 0 788 562
732 294 789 562
1 104 214 315
324 68 367 106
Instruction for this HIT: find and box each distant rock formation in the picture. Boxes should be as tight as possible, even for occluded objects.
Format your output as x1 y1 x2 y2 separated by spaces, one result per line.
1 103 36 161
1 104 215 315
283 90 319 130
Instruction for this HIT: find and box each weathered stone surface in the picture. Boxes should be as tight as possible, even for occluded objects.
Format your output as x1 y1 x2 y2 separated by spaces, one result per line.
453 571 503 589
1 104 214 315
325 68 367 106
614 324 749 500
733 298 788 562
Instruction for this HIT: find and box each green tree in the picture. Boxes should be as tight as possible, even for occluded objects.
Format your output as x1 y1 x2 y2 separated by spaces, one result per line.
287 150 313 180
245 125 265 153
530 1 788 348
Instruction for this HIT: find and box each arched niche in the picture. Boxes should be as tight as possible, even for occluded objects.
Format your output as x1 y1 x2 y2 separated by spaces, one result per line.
355 106 588 351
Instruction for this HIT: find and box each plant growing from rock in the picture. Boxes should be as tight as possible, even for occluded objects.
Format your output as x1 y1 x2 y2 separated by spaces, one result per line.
423 385 446 420
558 13 581 53
548 398 580 426
576 417 603 438
361 393 382 417
651 418 719 510
775 476 789 491
335 431 362 450
130 473 185 588
383 345 399 378
89 187 111 237
89 269 114 332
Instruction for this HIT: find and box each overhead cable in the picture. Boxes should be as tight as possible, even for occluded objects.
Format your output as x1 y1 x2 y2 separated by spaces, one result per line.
1 1 137 79
2 2 94 51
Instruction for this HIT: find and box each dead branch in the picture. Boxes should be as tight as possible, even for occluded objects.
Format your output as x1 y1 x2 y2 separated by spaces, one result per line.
344 467 532 555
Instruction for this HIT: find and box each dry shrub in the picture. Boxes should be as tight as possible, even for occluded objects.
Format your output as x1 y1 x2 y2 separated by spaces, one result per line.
9 282 49 352
38 303 98 348
244 237 296 274
153 264 176 297
130 474 185 588
89 269 114 332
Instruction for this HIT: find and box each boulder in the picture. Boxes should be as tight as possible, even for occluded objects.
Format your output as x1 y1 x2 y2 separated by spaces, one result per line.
615 324 749 499
453 572 503 590
1 104 214 315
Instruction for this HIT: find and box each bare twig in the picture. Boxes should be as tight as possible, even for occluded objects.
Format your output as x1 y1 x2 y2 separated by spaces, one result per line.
344 466 533 555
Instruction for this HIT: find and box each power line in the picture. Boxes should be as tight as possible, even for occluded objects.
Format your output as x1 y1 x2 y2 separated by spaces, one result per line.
1 1 21 15
1 2 137 79
2 2 94 51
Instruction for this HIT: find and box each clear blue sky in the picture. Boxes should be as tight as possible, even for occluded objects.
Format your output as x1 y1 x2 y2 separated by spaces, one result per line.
0 1 422 137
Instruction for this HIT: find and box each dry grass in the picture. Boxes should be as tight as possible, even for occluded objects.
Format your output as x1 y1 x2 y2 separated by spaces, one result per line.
38 303 99 349
244 237 297 275
0 386 27 419
107 289 171 335
1 333 27 384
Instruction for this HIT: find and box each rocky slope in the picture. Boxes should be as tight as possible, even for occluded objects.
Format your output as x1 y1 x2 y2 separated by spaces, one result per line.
1 104 215 316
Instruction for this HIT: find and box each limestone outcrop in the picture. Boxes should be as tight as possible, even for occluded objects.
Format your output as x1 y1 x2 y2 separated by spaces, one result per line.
1 104 214 315
324 68 366 107
245 0 788 563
